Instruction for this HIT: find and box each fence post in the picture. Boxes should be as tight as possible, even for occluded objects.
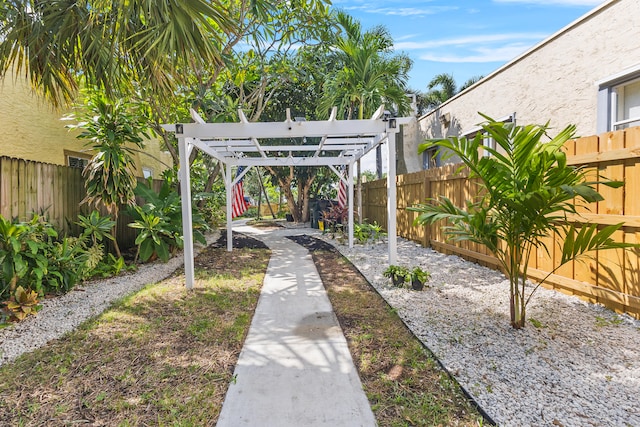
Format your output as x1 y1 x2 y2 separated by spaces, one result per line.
423 173 431 248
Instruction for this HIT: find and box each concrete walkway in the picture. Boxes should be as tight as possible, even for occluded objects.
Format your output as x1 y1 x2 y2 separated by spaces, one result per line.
216 225 376 427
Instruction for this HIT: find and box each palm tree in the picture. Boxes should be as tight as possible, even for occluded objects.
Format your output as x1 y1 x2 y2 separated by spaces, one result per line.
424 73 484 110
409 116 634 329
318 12 411 120
0 0 235 107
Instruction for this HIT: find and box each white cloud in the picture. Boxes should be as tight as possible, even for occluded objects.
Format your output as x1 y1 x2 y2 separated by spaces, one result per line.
367 7 452 16
394 34 420 42
395 32 548 50
340 3 457 17
419 43 532 63
493 0 603 6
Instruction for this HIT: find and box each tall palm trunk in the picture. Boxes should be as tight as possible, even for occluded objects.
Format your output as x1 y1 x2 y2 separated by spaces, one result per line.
508 243 526 328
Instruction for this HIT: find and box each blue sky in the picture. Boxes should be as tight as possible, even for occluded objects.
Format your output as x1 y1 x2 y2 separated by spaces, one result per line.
333 0 606 92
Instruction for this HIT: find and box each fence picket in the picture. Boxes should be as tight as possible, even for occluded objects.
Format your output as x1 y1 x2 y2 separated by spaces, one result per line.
363 127 640 318
0 156 160 250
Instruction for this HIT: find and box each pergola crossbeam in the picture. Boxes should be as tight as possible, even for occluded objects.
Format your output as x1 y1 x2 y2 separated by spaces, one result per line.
165 106 403 290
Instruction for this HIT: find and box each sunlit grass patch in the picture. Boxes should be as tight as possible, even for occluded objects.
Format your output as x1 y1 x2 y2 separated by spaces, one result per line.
0 245 270 426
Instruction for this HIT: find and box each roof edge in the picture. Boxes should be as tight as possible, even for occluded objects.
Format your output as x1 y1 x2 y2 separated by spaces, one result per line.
419 0 620 118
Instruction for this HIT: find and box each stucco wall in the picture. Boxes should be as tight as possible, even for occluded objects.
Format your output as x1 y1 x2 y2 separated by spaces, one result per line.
0 76 172 177
399 118 423 173
418 0 640 145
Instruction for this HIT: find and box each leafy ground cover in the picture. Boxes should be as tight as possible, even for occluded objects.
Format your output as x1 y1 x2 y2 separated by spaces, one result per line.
0 234 270 426
289 234 490 427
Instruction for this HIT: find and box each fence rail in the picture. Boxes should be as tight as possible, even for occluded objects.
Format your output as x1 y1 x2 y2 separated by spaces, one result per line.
0 156 161 249
362 127 640 318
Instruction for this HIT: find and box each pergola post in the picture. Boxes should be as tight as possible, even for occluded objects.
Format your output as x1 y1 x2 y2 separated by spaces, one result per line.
163 110 411 279
387 130 398 265
348 162 354 248
178 137 195 289
225 162 233 252
356 160 362 225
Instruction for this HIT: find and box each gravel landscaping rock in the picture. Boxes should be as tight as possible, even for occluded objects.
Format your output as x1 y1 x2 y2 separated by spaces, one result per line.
320 234 640 427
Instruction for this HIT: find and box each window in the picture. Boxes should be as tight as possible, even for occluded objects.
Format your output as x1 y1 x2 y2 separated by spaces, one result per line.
597 64 640 133
142 168 153 179
461 113 515 158
612 78 640 130
65 150 91 169
422 147 440 169
68 156 88 169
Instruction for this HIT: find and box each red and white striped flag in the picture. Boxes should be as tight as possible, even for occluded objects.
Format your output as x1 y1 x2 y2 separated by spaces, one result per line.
232 166 249 218
337 173 347 209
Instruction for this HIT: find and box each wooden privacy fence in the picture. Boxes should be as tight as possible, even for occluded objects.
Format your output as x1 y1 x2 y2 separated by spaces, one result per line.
362 127 640 318
0 156 161 249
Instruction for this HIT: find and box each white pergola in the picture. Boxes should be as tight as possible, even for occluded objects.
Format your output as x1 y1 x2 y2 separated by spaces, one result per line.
163 106 409 289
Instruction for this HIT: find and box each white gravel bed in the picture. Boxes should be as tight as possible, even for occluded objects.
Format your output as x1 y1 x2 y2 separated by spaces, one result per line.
0 231 219 367
320 235 640 427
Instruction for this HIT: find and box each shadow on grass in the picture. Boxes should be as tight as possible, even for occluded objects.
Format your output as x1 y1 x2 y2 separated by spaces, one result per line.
0 243 270 426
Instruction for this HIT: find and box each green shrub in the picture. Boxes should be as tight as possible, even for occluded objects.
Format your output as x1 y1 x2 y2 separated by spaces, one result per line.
0 214 97 301
0 215 56 299
354 221 386 244
383 265 409 287
128 180 208 263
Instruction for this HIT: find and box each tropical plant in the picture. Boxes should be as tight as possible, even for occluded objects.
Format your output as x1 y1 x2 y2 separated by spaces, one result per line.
128 180 208 263
129 211 177 263
76 211 116 247
409 115 636 328
0 213 96 300
75 210 131 281
423 73 484 111
317 11 411 120
0 215 57 300
354 221 386 244
85 253 130 279
44 237 89 294
383 265 409 287
409 267 430 290
0 0 236 107
66 91 152 258
322 204 349 233
4 286 41 321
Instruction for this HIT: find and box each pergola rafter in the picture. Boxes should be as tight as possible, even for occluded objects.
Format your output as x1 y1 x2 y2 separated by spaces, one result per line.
163 107 407 289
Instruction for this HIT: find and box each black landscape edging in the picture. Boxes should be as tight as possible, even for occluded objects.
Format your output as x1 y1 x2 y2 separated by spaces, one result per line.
292 234 498 427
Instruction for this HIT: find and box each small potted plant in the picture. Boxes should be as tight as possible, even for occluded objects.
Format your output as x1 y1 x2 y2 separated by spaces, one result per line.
409 267 430 291
383 265 409 287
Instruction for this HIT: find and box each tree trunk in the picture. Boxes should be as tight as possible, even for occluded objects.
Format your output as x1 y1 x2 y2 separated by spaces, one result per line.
510 277 525 329
256 168 276 219
297 175 315 223
111 210 122 259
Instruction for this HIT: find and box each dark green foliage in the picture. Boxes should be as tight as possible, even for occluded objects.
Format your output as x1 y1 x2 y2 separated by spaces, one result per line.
76 211 116 246
128 180 208 263
0 212 131 310
353 221 385 244
383 265 410 287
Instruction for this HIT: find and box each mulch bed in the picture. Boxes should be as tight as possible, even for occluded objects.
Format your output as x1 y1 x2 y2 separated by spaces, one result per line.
210 232 269 250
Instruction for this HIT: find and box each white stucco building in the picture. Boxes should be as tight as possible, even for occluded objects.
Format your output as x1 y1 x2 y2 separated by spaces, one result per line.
404 0 640 170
